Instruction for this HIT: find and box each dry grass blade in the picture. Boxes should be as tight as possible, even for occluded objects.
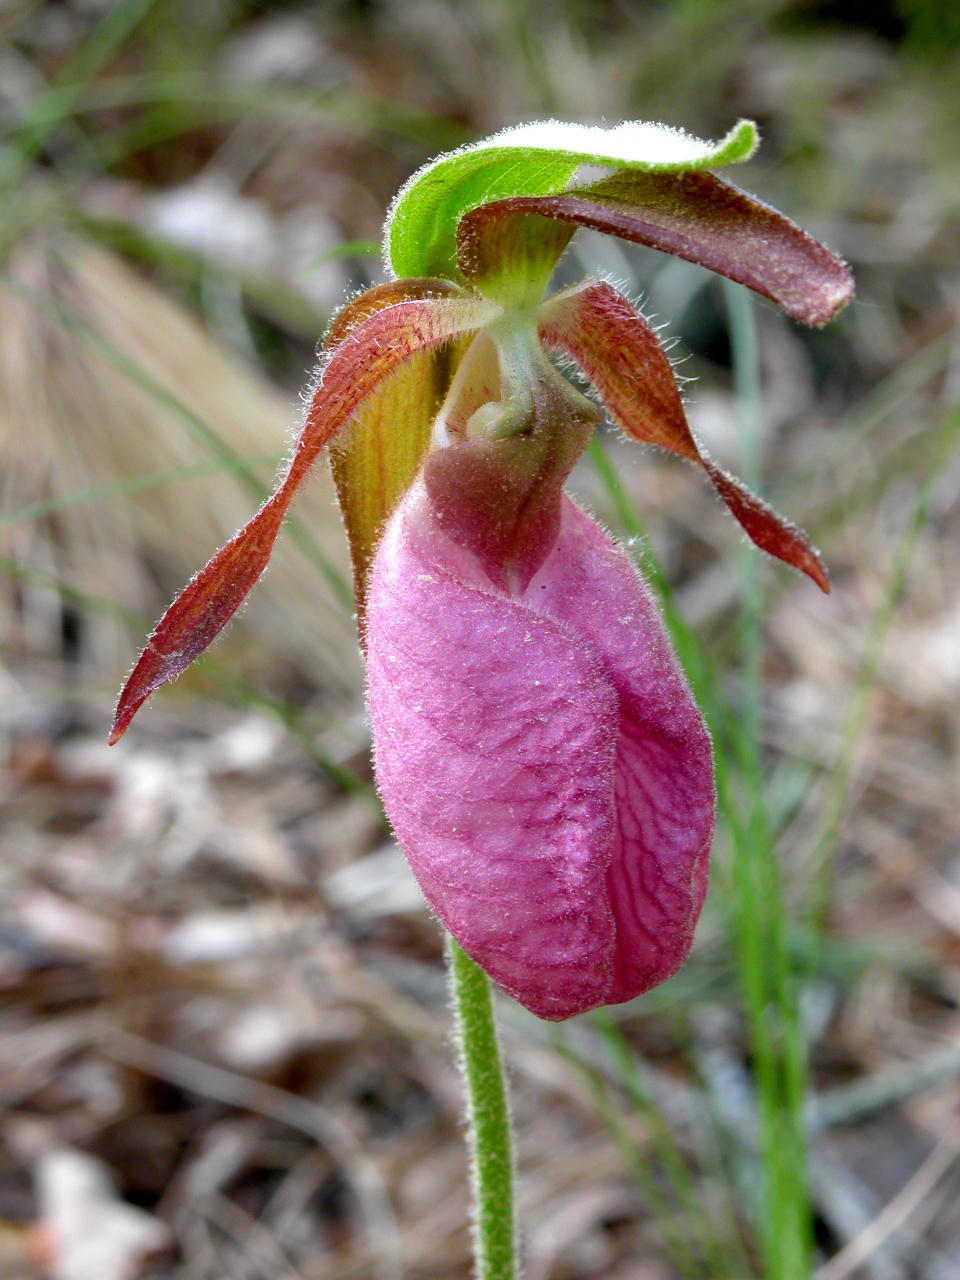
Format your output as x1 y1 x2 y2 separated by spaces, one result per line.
816 1120 960 1280
103 1031 403 1280
0 235 358 699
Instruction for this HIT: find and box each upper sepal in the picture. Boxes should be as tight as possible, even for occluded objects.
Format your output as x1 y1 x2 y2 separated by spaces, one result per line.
459 169 853 326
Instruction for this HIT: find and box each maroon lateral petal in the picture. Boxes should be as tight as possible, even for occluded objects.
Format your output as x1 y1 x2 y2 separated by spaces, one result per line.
459 169 853 327
540 280 829 592
109 291 495 743
322 276 466 348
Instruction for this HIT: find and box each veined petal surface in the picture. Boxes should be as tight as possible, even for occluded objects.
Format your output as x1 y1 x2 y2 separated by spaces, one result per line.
366 479 714 1019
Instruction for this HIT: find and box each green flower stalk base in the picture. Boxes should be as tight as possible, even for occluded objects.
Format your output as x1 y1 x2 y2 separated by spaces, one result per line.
448 936 517 1280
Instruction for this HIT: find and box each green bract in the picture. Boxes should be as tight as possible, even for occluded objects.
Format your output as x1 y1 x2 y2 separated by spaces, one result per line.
386 117 758 280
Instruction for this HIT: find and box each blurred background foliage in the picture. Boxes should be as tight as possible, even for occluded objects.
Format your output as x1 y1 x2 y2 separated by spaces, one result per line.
1 2 959 1278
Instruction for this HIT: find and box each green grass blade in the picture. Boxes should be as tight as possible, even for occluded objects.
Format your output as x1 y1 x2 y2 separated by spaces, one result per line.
592 1011 745 1278
775 333 953 513
3 71 470 156
0 554 375 803
0 0 162 194
551 1025 710 1280
0 456 281 529
805 394 960 933
723 280 812 1280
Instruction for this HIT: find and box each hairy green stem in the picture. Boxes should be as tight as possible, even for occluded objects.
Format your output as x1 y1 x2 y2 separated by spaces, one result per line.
448 936 518 1280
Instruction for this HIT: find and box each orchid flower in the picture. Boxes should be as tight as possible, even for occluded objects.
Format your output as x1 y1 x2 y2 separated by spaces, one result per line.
110 120 852 1021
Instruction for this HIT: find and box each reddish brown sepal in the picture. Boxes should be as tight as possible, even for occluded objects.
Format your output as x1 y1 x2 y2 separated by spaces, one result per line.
540 280 829 592
460 170 853 327
457 204 575 304
109 291 496 743
323 277 466 348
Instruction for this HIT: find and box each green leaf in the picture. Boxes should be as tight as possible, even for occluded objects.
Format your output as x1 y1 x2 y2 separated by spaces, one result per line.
385 118 758 282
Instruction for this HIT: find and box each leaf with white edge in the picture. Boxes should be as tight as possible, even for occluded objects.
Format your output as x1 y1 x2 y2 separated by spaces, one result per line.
540 280 830 592
386 118 758 281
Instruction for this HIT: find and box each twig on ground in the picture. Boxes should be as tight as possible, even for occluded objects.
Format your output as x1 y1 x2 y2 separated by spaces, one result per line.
101 1029 402 1280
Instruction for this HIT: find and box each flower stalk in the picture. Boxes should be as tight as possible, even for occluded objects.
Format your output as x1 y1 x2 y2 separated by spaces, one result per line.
448 937 517 1280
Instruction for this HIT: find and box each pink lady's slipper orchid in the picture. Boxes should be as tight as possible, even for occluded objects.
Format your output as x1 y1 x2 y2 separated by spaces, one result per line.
110 120 852 1019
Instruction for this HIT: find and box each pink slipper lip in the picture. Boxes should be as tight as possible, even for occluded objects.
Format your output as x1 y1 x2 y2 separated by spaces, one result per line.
366 473 715 1020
